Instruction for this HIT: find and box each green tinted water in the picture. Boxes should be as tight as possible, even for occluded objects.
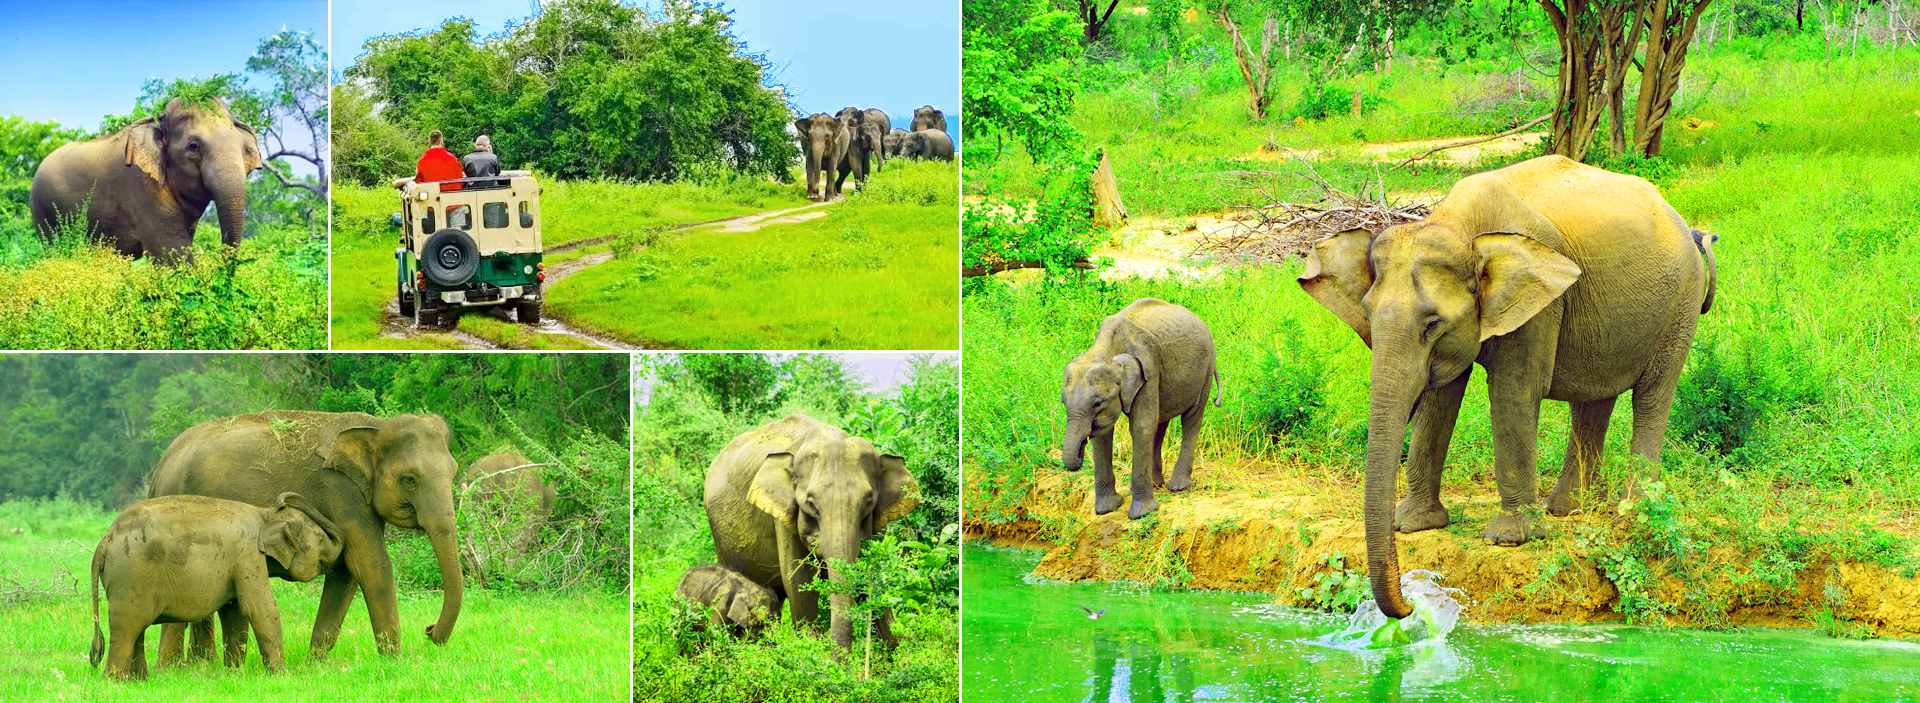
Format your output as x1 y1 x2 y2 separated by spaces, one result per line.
963 545 1920 702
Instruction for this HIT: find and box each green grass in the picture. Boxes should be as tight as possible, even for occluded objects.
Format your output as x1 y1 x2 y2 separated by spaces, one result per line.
330 176 803 349
0 217 326 350
550 160 960 350
0 499 626 702
964 43 1920 629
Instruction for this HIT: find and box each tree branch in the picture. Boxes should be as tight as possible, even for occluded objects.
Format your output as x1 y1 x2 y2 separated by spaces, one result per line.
962 257 1098 277
263 166 326 198
1392 113 1553 169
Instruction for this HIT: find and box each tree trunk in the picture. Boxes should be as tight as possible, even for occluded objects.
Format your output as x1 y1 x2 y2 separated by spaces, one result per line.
1214 3 1272 121
1538 0 1609 160
1601 0 1650 153
1634 0 1715 157
1082 0 1122 45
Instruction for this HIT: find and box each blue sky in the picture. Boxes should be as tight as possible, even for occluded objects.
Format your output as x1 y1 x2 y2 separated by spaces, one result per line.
0 0 326 130
332 0 960 135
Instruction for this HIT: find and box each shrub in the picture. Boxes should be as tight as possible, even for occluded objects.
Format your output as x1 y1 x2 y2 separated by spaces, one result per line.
1244 318 1328 440
1671 336 1822 465
1289 84 1389 121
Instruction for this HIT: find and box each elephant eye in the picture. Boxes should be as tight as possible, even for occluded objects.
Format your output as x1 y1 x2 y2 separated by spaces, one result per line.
401 475 418 489
804 498 817 515
1424 317 1442 338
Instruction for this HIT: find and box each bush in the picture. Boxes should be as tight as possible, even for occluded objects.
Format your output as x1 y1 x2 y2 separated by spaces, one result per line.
1244 317 1328 441
1671 336 1823 465
1289 84 1389 121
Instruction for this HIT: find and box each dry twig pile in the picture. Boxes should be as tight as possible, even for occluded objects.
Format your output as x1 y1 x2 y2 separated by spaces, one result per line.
1194 159 1432 264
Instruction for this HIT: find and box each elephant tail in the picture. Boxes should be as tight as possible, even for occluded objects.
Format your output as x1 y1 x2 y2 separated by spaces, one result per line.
1691 228 1718 315
1212 365 1223 407
88 545 105 668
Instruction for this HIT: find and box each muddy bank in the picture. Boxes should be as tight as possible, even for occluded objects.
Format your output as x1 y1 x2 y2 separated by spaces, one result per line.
965 461 1920 638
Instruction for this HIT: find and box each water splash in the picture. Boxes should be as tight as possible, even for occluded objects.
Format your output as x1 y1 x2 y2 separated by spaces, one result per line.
1311 570 1465 650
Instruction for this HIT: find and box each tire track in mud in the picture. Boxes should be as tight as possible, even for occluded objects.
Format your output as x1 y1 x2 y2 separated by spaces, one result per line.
377 203 831 350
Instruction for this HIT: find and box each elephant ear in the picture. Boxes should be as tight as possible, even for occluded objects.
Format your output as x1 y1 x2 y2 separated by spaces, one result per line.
794 118 812 140
1298 228 1376 345
315 425 380 501
122 117 166 186
232 118 265 172
871 454 920 534
1474 232 1581 341
746 452 798 534
259 494 305 574
1113 353 1146 415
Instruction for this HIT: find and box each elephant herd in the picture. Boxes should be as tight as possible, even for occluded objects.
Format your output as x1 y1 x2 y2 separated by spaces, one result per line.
675 414 921 651
1059 155 1718 620
87 410 554 681
796 104 953 201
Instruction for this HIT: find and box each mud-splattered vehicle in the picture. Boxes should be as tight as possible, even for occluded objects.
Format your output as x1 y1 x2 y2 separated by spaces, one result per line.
391 171 545 327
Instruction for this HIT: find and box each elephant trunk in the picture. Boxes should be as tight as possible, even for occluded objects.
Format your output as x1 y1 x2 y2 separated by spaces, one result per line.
1062 415 1092 472
210 172 248 247
422 502 464 645
822 527 861 650
1364 339 1424 620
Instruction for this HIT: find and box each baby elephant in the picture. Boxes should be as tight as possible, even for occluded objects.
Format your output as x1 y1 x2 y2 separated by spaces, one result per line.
89 493 341 680
676 565 779 635
1062 298 1220 519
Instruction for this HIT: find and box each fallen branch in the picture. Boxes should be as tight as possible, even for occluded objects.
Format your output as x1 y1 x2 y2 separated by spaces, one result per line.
1392 113 1552 170
1194 157 1433 264
963 257 1098 277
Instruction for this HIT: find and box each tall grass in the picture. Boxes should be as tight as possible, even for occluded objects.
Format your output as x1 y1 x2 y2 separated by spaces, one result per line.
549 160 960 350
0 215 326 350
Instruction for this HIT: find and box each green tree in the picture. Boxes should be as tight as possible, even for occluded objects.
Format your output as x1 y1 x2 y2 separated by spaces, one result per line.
963 0 1087 164
0 116 84 219
245 30 329 201
676 353 790 419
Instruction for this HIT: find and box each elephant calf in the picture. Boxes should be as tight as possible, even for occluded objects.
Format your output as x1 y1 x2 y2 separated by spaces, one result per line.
676 565 780 635
1062 298 1221 519
89 493 341 680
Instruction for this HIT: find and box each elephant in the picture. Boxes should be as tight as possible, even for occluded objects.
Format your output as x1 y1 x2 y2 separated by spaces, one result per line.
464 451 556 551
910 105 947 133
149 411 465 660
1297 154 1714 619
883 128 909 159
29 97 262 263
795 112 851 201
834 107 877 193
676 565 780 635
858 108 891 174
704 414 919 650
89 493 342 680
1062 298 1221 520
901 130 955 162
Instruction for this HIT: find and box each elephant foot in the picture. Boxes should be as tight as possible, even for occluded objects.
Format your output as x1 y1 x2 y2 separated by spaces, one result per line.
1126 494 1161 520
1393 498 1450 533
1167 471 1192 492
1093 491 1123 515
1544 487 1582 517
1482 512 1536 546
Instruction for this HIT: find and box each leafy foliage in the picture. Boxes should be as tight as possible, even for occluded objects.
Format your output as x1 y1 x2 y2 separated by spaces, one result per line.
963 0 1087 164
1672 335 1823 465
1295 551 1369 612
340 0 796 184
1244 317 1328 440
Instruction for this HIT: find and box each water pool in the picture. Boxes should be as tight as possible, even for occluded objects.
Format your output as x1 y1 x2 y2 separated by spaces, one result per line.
962 545 1920 702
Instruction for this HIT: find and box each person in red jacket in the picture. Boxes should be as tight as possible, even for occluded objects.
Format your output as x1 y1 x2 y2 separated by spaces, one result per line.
416 130 464 191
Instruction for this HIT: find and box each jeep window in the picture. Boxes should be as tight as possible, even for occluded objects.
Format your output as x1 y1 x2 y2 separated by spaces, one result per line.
422 207 435 234
447 205 471 231
519 201 534 228
483 202 509 229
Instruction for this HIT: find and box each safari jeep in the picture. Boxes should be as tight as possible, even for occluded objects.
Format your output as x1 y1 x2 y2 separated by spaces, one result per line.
391 171 545 327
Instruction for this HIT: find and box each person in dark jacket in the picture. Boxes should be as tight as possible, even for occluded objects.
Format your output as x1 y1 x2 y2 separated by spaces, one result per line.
463 135 501 187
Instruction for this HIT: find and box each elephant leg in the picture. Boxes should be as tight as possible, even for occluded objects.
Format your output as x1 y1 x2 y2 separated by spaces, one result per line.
1090 431 1121 515
131 627 149 680
235 565 287 673
157 622 187 668
218 601 248 668
187 616 217 662
1546 396 1617 517
1169 403 1204 493
1625 316 1696 501
1150 420 1170 488
309 566 359 659
106 619 142 680
347 543 402 655
1398 369 1471 533
1126 398 1164 519
1484 388 1544 545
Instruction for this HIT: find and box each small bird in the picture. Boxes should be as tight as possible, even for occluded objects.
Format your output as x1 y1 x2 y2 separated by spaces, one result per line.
1080 606 1105 620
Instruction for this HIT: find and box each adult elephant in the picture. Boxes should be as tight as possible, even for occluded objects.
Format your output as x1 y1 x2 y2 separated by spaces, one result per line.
883 128 909 159
704 414 919 650
149 411 465 659
465 451 556 551
901 130 954 161
858 108 891 173
795 112 850 201
1298 155 1713 619
910 105 947 133
834 107 876 192
30 97 262 263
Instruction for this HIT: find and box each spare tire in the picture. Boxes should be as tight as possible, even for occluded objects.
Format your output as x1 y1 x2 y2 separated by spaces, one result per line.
420 228 480 287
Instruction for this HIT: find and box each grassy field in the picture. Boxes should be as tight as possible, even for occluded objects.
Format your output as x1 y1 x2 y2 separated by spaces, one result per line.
0 219 327 350
550 160 960 350
0 499 627 702
329 176 808 349
963 33 1920 631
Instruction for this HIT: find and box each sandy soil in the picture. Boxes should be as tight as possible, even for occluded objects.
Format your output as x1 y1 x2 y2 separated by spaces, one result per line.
966 458 1920 637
